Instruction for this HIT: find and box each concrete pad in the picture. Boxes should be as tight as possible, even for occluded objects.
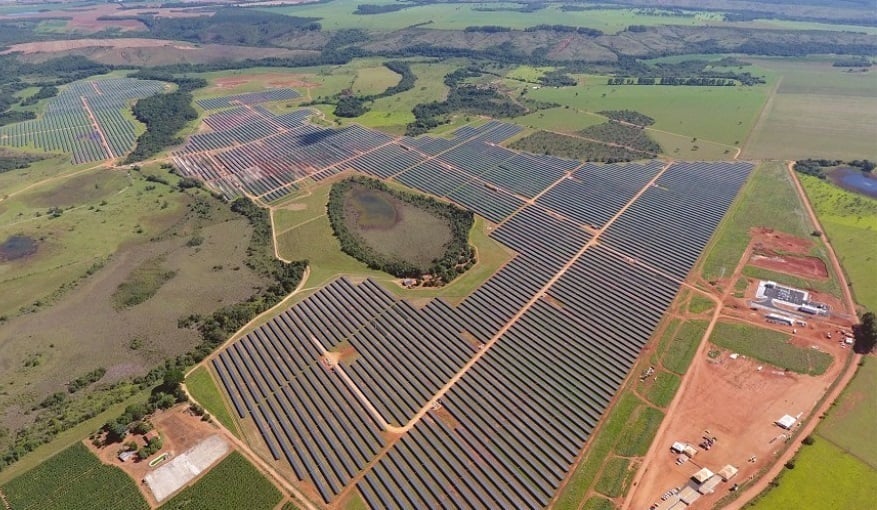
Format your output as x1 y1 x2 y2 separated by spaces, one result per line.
144 434 230 502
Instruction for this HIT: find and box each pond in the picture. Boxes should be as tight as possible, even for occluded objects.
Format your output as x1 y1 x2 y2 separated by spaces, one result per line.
0 235 38 261
829 167 877 199
345 188 400 230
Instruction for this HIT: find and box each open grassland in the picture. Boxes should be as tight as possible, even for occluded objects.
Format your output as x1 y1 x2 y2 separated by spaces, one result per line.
798 174 877 311
751 439 877 510
273 180 513 304
0 442 147 510
818 359 877 468
526 77 767 147
511 107 604 133
700 162 813 281
160 451 282 510
351 65 402 96
350 61 458 133
0 165 269 447
186 366 238 437
709 321 832 375
745 59 877 161
265 3 730 34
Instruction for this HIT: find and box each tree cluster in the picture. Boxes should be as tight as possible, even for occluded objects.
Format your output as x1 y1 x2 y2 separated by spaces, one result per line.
67 368 107 394
539 70 577 87
854 312 877 354
509 130 650 163
137 8 320 46
406 67 526 136
0 149 42 173
524 25 603 37
794 159 875 179
327 176 475 284
464 26 512 33
598 110 656 127
580 121 662 156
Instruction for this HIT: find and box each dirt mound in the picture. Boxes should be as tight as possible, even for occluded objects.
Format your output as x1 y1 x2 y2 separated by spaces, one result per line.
750 250 829 280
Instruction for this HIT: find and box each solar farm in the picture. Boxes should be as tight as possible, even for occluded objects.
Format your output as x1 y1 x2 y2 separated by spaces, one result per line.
190 99 755 508
0 78 166 164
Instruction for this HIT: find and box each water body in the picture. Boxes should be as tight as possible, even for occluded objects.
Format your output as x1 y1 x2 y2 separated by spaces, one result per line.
829 167 877 199
0 235 37 261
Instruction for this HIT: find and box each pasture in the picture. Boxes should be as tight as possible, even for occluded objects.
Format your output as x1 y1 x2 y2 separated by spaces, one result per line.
708 321 833 375
819 359 877 469
526 76 768 147
160 451 282 510
0 442 147 510
752 439 877 510
799 174 877 311
0 164 269 449
744 59 877 161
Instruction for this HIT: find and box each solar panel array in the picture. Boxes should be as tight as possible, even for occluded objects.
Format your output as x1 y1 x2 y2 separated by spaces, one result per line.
201 106 755 508
196 88 300 110
0 78 166 164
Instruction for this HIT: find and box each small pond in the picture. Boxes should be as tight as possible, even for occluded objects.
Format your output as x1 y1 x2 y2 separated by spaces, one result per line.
829 167 877 199
0 235 38 261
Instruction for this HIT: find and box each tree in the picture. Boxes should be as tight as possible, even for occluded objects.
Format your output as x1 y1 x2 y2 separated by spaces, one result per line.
163 368 184 390
105 421 128 443
853 312 877 354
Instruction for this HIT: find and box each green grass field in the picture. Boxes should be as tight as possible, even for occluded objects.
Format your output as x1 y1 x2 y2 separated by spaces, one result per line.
709 321 833 375
798 174 877 311
662 320 708 375
273 180 513 304
752 439 877 510
160 451 282 510
527 76 767 147
1 442 147 510
700 161 814 281
640 370 681 408
594 456 632 498
186 366 238 437
744 59 877 160
818 359 877 469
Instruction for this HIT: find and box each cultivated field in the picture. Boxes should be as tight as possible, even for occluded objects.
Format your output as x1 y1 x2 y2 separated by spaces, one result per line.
0 442 147 510
744 59 877 161
159 451 282 510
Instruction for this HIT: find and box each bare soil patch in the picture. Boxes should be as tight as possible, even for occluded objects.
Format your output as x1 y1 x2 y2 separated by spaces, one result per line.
749 252 829 280
627 312 850 510
214 73 319 90
750 226 813 254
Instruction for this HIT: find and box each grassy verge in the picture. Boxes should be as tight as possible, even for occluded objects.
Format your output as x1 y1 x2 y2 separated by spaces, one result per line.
709 321 832 375
1 442 148 510
595 457 633 498
700 162 812 281
160 451 282 510
185 366 239 438
662 320 707 375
